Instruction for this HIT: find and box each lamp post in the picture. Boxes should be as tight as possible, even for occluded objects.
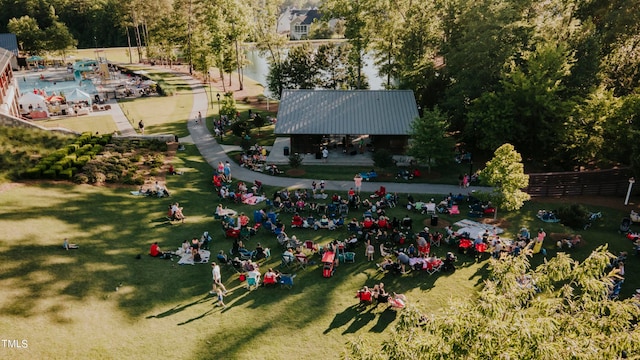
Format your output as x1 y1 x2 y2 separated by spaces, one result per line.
207 71 213 108
625 177 635 205
216 93 221 115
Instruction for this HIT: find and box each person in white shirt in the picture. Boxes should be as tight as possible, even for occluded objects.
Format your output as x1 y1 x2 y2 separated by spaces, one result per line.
210 262 227 294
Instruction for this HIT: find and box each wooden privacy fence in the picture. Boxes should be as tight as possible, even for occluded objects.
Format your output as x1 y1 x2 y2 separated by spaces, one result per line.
525 168 634 197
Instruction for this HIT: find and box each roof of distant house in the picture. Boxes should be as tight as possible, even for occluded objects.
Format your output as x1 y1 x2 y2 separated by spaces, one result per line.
275 89 419 135
0 34 18 56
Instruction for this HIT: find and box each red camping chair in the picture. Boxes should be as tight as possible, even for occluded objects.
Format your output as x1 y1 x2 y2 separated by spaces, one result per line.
374 186 386 197
225 228 240 239
322 251 336 278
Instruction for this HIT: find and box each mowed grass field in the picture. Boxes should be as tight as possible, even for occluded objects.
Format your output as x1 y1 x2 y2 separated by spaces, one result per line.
2 65 639 359
0 145 637 359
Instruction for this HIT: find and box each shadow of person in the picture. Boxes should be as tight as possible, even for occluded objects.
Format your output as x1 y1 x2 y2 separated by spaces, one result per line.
369 307 397 333
342 309 376 334
323 305 360 334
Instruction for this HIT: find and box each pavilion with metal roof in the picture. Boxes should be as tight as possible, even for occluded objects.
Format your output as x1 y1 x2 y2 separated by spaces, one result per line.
274 89 419 155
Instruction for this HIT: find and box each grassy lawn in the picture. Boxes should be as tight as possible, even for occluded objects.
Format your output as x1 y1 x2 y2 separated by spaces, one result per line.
0 141 636 358
69 47 133 64
116 68 194 138
37 114 118 134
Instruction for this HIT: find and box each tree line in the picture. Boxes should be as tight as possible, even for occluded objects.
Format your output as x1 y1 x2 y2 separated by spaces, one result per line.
3 0 640 172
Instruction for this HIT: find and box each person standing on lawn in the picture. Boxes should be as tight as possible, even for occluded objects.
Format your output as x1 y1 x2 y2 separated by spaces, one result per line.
210 262 227 294
354 174 362 195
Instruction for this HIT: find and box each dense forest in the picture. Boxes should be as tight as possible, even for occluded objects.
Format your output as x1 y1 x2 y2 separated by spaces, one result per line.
2 0 640 171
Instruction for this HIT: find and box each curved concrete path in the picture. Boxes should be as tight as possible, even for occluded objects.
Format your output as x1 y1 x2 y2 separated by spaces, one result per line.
172 72 490 196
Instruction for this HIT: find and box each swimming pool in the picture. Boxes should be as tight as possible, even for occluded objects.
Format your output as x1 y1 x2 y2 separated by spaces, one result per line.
18 71 97 97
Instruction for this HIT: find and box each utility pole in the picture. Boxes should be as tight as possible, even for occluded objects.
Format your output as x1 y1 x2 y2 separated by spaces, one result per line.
188 0 193 75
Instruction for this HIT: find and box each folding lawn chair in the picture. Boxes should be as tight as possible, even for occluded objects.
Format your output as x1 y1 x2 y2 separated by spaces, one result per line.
303 240 318 254
344 252 356 263
280 274 296 289
426 259 443 275
246 276 259 290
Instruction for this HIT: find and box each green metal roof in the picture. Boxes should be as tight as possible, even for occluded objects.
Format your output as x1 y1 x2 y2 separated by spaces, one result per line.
274 89 419 135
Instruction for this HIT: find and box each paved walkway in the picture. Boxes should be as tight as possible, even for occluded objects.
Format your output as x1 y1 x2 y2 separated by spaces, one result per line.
137 70 491 196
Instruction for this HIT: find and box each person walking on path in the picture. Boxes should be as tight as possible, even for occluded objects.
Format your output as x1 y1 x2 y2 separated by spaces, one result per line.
138 120 144 134
210 262 227 294
322 147 329 163
197 111 202 124
354 173 362 195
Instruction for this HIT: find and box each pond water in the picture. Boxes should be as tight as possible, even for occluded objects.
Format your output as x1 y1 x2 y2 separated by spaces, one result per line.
18 71 97 97
243 49 387 97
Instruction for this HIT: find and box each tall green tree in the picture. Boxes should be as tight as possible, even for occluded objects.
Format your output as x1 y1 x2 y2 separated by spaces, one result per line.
44 20 77 58
322 0 372 89
345 247 640 359
441 0 533 129
407 107 456 173
315 42 351 89
7 15 44 54
467 43 575 162
479 143 530 213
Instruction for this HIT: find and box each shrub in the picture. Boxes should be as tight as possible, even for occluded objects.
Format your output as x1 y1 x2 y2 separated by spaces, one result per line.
372 148 394 169
123 175 145 185
73 173 89 184
230 120 250 137
59 168 75 180
289 153 303 168
75 155 91 167
56 157 73 169
42 169 57 179
240 137 253 152
105 172 120 183
23 167 42 179
50 148 68 160
89 172 106 184
253 113 266 128
49 164 63 174
97 134 112 145
556 204 589 230
78 133 93 145
66 144 80 153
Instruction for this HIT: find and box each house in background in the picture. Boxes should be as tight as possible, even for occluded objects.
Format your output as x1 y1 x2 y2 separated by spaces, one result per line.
277 8 325 40
0 34 19 70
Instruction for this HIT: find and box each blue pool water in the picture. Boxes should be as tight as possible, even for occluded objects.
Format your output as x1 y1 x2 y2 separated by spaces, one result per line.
18 71 97 97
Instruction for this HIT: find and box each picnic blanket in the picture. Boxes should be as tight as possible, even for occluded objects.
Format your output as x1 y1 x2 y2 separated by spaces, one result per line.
454 219 504 238
177 250 210 265
241 193 267 205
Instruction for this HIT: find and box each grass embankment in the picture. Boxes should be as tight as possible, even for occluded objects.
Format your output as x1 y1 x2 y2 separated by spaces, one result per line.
38 115 118 134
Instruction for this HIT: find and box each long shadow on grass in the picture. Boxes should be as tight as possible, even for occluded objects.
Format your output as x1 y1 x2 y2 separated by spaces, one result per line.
369 307 397 333
0 145 221 319
146 295 211 319
324 305 360 334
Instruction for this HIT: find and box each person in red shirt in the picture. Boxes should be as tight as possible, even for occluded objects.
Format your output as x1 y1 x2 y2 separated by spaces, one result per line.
377 216 389 229
363 217 374 229
291 213 304 227
347 188 356 200
149 242 163 257
238 213 250 228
